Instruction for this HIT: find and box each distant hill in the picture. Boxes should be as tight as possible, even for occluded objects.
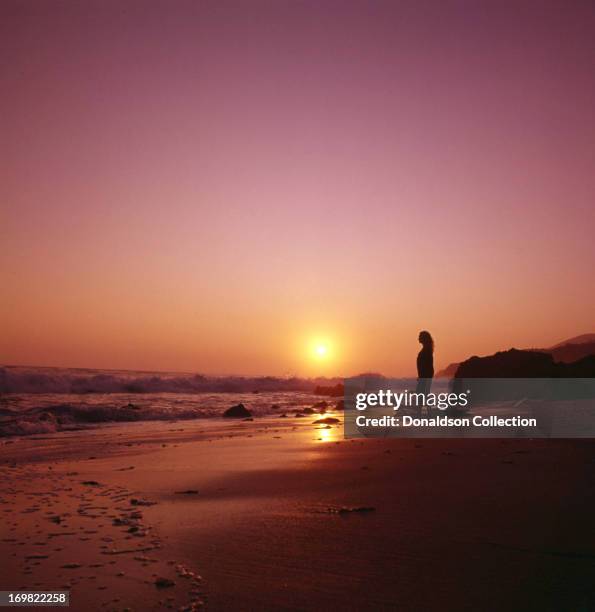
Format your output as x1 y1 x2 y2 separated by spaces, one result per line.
435 362 460 378
546 341 595 364
548 333 595 349
435 333 595 378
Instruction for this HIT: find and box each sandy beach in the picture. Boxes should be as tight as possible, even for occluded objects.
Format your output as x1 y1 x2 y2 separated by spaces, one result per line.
4 0 595 609
1 414 594 611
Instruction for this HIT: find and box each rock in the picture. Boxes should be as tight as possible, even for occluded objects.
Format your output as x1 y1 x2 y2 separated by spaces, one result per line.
557 355 595 377
452 349 595 403
326 506 376 514
313 401 328 409
154 577 175 588
313 417 340 425
338 506 375 514
174 490 199 495
439 336 595 377
301 407 315 414
223 404 252 418
455 349 556 378
314 383 344 397
335 400 344 411
454 348 595 379
270 404 280 410
80 481 101 486
130 498 157 506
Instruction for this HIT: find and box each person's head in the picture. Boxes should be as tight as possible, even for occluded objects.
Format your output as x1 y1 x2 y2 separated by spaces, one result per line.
418 330 434 352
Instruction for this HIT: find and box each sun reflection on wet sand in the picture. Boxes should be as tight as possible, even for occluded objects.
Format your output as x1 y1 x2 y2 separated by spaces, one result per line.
314 424 340 443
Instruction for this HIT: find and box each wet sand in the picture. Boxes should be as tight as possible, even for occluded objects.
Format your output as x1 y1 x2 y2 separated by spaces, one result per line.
1 416 594 611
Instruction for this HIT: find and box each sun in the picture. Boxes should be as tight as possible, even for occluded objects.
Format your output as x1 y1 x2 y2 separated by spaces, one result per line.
315 344 328 357
304 335 337 368
311 340 331 360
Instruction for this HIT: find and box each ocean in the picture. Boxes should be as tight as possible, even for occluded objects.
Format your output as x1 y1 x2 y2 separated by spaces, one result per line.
0 366 336 437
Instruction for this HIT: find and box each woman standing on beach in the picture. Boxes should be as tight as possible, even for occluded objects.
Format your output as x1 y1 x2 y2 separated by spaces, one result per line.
416 331 434 415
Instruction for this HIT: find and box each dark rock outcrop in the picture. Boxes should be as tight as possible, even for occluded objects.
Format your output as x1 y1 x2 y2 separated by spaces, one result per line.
223 404 252 418
454 349 595 379
557 355 595 377
437 334 595 379
455 349 556 378
451 349 595 404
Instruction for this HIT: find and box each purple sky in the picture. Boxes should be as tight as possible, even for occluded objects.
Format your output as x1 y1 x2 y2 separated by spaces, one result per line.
2 0 595 376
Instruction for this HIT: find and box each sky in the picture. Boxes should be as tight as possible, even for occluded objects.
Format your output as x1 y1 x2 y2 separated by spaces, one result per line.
1 0 594 377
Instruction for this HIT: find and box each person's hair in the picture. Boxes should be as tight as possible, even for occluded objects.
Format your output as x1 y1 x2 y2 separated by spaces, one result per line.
419 330 434 352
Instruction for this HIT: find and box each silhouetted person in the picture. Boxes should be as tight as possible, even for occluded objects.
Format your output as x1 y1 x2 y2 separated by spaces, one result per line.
416 331 434 416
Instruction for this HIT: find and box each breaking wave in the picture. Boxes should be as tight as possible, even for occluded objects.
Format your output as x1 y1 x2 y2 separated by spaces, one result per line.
0 366 339 395
0 367 345 437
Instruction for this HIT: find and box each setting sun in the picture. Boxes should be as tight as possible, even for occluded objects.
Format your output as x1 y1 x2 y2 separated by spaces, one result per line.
294 332 348 375
307 338 333 362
